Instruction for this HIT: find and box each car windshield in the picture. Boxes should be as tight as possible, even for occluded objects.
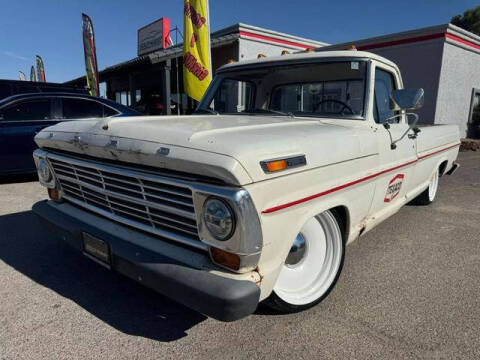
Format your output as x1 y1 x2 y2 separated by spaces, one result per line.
197 60 367 119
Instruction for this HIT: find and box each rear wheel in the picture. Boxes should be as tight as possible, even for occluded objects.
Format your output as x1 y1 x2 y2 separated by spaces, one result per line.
411 167 440 205
264 210 345 313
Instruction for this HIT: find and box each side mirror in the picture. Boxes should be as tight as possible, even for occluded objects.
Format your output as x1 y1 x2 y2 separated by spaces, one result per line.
390 88 424 111
385 88 424 150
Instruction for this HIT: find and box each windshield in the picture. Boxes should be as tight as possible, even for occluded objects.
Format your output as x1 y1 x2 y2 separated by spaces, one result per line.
197 60 367 119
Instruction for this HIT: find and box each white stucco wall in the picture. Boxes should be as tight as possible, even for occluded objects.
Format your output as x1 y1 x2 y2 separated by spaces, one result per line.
238 38 310 61
435 42 480 137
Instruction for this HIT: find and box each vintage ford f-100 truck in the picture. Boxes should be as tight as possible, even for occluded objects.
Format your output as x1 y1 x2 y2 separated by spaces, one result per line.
32 51 460 321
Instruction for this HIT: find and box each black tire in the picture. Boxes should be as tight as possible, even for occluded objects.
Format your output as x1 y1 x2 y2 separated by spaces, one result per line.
263 209 346 313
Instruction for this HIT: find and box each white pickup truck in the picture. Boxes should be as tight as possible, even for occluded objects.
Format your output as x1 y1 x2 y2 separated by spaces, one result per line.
32 50 460 321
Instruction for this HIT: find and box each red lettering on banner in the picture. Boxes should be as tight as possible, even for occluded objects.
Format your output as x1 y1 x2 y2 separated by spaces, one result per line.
190 33 197 47
183 52 209 81
184 3 206 29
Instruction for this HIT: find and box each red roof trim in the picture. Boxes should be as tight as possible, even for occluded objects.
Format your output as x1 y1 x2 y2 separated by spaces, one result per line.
262 143 460 214
445 33 480 51
354 32 479 52
357 32 445 50
239 30 312 49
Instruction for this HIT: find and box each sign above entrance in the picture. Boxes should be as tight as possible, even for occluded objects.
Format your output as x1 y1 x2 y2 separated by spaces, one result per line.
138 18 171 56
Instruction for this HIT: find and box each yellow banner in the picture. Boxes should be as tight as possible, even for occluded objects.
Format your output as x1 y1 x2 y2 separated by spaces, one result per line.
183 0 212 101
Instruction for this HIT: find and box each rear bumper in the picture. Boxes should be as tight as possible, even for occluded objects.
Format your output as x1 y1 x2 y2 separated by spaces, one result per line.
32 200 260 322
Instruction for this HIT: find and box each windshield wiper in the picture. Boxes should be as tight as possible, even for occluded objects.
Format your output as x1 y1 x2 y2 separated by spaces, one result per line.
246 108 295 117
195 108 219 115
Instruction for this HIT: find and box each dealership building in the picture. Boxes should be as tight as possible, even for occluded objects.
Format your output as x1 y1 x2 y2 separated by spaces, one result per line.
67 21 480 138
67 22 325 115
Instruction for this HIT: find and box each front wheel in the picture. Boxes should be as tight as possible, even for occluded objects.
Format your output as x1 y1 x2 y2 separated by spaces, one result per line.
411 168 440 205
264 210 345 313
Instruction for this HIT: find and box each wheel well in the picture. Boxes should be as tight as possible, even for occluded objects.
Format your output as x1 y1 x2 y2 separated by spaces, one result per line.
439 160 449 177
330 206 349 243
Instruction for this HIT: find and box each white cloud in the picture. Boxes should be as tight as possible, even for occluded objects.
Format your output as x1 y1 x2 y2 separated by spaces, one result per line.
3 51 28 61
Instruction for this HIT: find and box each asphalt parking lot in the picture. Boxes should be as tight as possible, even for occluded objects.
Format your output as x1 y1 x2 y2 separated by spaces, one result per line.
1 151 479 360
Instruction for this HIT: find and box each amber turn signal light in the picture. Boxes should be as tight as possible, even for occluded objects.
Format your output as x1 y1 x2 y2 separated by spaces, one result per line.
260 155 307 174
265 160 287 173
48 188 61 201
210 247 240 271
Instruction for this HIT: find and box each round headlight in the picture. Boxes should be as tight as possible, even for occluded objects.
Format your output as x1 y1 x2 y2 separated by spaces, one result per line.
37 158 52 183
203 198 235 241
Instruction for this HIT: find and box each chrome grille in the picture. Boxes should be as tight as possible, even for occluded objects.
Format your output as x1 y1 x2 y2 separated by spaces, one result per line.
48 154 206 250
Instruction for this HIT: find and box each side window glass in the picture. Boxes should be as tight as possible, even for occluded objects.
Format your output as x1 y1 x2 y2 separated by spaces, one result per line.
2 100 51 121
62 98 104 119
373 69 396 124
210 79 254 113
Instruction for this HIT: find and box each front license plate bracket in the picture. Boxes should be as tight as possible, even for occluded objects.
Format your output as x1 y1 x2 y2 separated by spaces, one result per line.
82 232 111 269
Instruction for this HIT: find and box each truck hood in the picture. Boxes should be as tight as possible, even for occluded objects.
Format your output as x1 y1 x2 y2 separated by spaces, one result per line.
35 115 377 185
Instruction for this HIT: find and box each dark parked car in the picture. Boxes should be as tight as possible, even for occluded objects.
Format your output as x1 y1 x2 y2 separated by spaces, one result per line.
0 93 140 175
0 79 87 102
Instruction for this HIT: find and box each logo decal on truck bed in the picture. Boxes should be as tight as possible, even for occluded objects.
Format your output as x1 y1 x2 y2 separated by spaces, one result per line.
384 174 405 203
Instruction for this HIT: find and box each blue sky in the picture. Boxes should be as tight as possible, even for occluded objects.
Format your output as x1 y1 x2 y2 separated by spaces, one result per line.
0 0 477 83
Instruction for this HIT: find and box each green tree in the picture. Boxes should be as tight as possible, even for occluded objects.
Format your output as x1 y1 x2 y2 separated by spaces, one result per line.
451 6 480 36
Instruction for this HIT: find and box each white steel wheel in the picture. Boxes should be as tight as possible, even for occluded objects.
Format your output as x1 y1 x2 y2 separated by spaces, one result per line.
265 210 345 312
411 167 440 206
428 169 439 202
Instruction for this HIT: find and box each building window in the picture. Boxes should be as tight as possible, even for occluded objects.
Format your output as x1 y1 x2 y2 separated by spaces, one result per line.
121 91 128 106
468 88 480 139
115 90 130 106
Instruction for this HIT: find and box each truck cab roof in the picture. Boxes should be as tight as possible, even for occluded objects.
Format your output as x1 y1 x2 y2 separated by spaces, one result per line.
218 50 399 73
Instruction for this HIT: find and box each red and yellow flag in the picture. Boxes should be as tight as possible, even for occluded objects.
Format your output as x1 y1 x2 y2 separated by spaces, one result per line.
183 0 212 101
36 55 46 82
82 13 99 97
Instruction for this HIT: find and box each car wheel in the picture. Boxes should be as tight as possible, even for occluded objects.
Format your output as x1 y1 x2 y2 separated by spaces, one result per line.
411 167 440 206
264 209 345 313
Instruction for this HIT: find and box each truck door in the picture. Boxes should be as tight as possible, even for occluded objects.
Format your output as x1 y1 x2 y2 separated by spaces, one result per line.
368 66 417 217
0 98 56 174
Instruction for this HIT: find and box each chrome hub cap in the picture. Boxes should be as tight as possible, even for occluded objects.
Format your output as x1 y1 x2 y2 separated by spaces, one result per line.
285 233 307 266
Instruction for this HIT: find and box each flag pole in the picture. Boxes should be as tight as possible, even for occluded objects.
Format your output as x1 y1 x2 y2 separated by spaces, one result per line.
175 26 181 115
